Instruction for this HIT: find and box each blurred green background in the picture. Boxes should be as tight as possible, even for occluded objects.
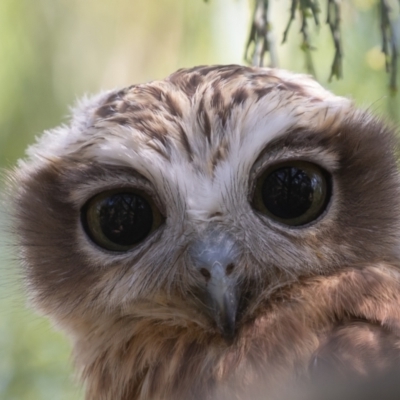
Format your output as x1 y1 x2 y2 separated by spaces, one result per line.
0 1 399 399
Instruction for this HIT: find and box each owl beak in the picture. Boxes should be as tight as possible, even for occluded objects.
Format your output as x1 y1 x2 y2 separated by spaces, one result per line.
189 229 241 340
204 263 239 339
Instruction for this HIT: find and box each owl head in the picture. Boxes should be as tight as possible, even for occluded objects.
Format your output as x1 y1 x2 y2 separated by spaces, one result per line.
9 65 400 399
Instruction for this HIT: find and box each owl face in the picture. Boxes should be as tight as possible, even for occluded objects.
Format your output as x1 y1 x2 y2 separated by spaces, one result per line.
12 65 400 340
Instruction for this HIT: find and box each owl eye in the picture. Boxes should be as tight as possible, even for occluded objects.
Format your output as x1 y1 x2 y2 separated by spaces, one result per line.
253 161 331 226
81 190 163 251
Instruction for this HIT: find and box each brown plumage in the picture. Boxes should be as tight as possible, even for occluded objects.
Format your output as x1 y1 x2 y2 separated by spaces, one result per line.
8 65 400 399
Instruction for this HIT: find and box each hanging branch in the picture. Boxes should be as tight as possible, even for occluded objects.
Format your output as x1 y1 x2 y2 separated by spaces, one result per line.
297 0 321 77
380 0 398 92
248 0 335 79
282 0 298 45
282 0 336 78
208 0 399 91
327 0 342 80
245 0 276 67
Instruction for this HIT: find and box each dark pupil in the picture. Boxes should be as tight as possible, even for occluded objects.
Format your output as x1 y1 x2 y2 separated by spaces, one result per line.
262 167 313 219
97 193 153 245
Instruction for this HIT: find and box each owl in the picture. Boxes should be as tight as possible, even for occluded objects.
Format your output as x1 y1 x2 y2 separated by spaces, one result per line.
8 65 400 400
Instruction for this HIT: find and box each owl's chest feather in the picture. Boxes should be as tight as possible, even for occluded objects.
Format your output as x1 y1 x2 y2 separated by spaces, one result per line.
77 264 400 400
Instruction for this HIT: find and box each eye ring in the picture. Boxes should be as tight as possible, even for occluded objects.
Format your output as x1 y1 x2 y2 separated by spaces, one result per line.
81 189 164 251
252 161 332 227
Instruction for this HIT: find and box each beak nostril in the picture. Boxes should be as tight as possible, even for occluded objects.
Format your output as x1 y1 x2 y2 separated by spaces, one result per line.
225 263 235 275
200 268 212 281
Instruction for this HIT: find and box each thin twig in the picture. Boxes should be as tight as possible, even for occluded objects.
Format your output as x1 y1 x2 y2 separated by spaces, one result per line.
245 0 274 67
282 0 298 44
327 0 343 80
380 0 398 92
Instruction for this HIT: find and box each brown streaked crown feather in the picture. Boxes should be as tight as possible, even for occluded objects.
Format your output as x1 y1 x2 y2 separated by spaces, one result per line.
8 65 400 399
